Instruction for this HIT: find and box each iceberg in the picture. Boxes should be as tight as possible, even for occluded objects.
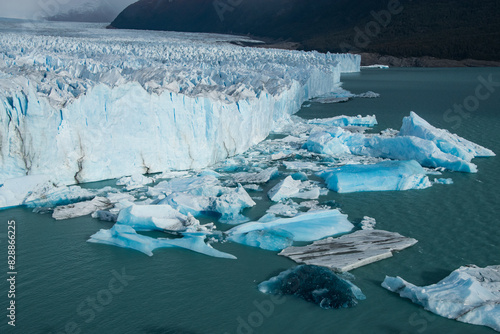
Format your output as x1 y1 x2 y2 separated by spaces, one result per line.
382 265 500 332
399 112 495 160
308 115 377 128
280 230 418 272
88 224 236 259
258 265 365 309
227 210 354 250
116 174 154 191
303 112 494 173
232 167 279 184
267 176 321 202
116 204 213 232
0 20 359 185
317 160 432 193
228 229 294 252
52 196 112 220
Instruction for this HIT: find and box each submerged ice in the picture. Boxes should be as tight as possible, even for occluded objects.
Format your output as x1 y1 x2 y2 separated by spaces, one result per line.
258 265 366 309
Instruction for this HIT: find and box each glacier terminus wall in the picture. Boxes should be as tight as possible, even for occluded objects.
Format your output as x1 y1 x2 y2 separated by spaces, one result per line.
0 20 360 185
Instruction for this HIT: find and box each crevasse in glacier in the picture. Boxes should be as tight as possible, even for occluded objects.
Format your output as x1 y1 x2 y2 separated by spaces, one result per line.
0 21 360 185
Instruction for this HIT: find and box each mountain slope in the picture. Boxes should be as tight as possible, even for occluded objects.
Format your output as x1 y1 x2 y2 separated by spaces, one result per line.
110 0 500 61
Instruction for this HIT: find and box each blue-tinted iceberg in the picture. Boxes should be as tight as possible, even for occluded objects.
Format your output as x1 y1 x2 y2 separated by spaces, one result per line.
399 112 495 160
318 160 432 193
258 265 366 309
308 115 377 128
382 265 500 332
228 229 294 251
88 224 236 259
227 210 354 250
303 112 494 173
116 204 213 232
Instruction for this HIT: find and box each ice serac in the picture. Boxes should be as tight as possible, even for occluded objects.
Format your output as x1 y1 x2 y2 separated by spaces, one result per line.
88 224 236 259
280 230 418 272
382 265 500 332
227 210 354 250
318 160 432 193
0 21 359 185
258 265 365 309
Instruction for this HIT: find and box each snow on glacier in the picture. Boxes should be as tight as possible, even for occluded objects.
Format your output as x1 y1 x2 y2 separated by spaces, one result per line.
382 265 500 332
0 19 360 186
318 160 432 193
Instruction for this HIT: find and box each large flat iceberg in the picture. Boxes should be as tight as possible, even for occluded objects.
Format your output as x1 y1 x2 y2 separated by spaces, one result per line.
227 210 354 250
382 265 500 332
318 160 432 193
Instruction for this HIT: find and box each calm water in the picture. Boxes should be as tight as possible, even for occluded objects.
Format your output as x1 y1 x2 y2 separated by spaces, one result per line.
1 68 499 334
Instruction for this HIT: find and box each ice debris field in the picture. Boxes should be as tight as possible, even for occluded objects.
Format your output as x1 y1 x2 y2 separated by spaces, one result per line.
0 20 498 326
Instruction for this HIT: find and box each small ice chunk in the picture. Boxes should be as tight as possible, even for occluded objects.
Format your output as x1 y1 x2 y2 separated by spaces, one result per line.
214 184 256 224
232 167 279 184
52 197 112 220
267 200 300 217
243 184 262 192
360 216 376 230
258 265 365 309
434 178 454 185
318 160 432 193
116 174 154 191
268 176 321 202
283 161 322 171
148 175 221 197
382 265 500 332
228 229 294 251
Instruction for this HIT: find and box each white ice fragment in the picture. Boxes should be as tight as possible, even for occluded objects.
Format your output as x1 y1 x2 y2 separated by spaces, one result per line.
268 176 321 202
382 265 500 332
53 197 112 220
116 174 153 191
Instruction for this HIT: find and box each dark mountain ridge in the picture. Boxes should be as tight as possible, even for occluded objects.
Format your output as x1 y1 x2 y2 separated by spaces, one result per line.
110 0 500 62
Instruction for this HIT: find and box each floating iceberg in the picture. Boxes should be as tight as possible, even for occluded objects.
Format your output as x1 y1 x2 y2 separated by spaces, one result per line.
0 175 54 209
116 174 154 191
399 112 495 160
318 160 432 193
382 265 500 332
116 204 212 232
267 176 321 202
52 196 112 220
308 115 377 128
227 210 354 250
229 229 294 251
258 265 365 309
303 112 493 173
88 224 235 259
0 20 359 185
280 230 417 272
232 167 279 184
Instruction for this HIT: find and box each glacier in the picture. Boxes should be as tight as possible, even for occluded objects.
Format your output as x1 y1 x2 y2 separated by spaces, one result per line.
258 265 365 309
382 265 500 332
0 20 359 186
317 160 432 193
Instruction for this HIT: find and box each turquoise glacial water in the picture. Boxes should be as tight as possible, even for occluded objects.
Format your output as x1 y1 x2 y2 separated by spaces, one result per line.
1 67 499 334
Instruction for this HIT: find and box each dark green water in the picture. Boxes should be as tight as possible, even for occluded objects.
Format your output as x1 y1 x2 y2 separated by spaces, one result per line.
1 68 499 334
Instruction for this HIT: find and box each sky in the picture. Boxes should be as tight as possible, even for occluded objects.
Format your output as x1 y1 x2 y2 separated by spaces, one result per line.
0 0 136 19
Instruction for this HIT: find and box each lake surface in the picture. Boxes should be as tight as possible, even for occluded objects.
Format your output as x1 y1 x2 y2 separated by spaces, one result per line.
1 67 499 334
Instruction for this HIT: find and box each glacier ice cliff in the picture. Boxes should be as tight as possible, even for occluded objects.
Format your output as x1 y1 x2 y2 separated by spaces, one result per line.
0 20 359 185
382 265 500 332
